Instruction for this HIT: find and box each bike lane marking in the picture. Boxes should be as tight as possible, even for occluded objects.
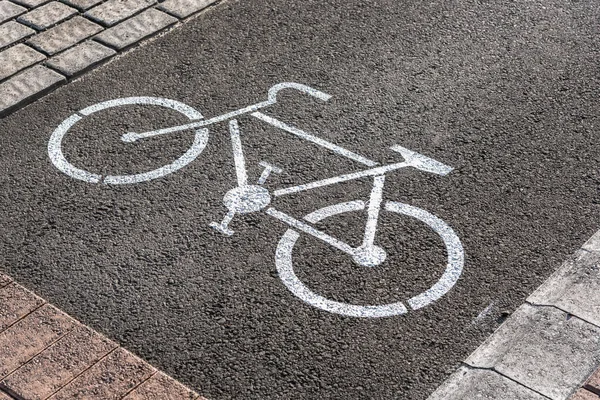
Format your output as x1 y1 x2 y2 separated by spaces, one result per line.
0 0 598 398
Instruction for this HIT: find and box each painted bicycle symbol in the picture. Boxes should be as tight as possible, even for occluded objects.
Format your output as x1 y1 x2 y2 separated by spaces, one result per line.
48 82 464 318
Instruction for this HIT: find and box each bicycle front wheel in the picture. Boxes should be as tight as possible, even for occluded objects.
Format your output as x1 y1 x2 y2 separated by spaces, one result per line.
275 200 464 318
48 97 209 184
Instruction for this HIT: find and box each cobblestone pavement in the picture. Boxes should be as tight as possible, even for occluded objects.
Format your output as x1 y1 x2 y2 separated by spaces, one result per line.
429 231 600 400
0 0 219 117
0 271 202 399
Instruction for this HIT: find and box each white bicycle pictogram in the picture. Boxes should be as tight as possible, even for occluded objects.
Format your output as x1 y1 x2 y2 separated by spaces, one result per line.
48 82 464 318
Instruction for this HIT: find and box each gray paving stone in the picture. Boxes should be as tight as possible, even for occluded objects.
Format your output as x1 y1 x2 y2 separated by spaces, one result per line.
466 304 600 400
0 44 45 81
528 250 600 327
17 1 77 30
27 16 102 54
0 21 35 49
47 40 115 76
94 8 177 50
583 229 600 252
60 0 104 11
427 366 548 400
0 1 26 24
11 0 50 7
0 65 65 116
85 0 155 26
157 0 216 19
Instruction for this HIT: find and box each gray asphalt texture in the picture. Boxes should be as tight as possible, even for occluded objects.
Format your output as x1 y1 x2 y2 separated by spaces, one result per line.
1 0 599 398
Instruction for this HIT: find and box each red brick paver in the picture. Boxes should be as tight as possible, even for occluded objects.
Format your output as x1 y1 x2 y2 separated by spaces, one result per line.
0 274 203 399
123 372 200 400
48 348 156 399
0 274 11 288
1 325 117 399
0 282 44 332
572 389 600 400
0 304 75 378
584 367 600 396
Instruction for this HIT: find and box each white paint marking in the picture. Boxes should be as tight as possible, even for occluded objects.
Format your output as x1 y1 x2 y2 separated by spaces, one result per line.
251 111 377 167
267 82 332 103
473 302 495 324
48 114 102 183
383 202 464 310
275 200 409 317
362 175 385 249
257 161 282 185
210 211 235 236
103 129 208 184
273 161 409 196
122 82 331 142
49 97 208 184
274 200 463 317
266 207 356 256
390 145 453 175
228 119 248 187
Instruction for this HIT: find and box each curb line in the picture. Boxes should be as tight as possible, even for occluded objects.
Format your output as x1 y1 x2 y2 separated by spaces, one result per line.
0 273 204 400
428 230 600 400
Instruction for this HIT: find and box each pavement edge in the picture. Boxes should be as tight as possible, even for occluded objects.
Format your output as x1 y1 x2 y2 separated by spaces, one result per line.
427 230 600 400
0 272 205 400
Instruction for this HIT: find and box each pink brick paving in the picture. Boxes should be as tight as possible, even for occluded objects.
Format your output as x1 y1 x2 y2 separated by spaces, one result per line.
0 272 203 400
569 367 600 400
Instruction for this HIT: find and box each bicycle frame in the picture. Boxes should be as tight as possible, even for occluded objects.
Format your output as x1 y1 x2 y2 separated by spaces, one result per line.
120 82 453 267
127 83 450 267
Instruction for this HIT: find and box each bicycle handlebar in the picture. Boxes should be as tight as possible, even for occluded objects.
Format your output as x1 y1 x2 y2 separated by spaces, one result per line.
267 82 331 103
121 82 331 143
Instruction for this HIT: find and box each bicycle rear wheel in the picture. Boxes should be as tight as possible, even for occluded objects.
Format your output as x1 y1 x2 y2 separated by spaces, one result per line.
275 200 464 318
48 97 209 184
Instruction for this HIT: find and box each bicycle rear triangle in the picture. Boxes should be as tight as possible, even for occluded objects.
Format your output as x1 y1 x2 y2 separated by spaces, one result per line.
48 82 465 318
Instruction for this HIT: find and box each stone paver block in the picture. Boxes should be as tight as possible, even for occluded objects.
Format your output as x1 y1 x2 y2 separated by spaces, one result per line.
27 16 102 54
0 44 45 81
427 366 547 400
158 0 216 18
0 273 11 288
0 1 26 24
85 0 155 26
571 389 600 400
583 229 600 252
123 371 200 400
48 347 156 400
528 250 600 327
17 1 77 30
12 0 50 6
47 40 115 76
1 325 117 400
0 305 75 379
60 0 104 10
0 65 65 116
0 282 44 333
94 8 177 49
466 304 600 400
0 21 35 49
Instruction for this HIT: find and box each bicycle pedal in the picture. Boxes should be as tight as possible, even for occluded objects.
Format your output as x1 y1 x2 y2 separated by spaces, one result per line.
259 161 283 174
209 222 234 236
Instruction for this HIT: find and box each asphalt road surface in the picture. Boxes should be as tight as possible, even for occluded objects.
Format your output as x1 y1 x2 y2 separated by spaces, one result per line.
1 0 599 398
